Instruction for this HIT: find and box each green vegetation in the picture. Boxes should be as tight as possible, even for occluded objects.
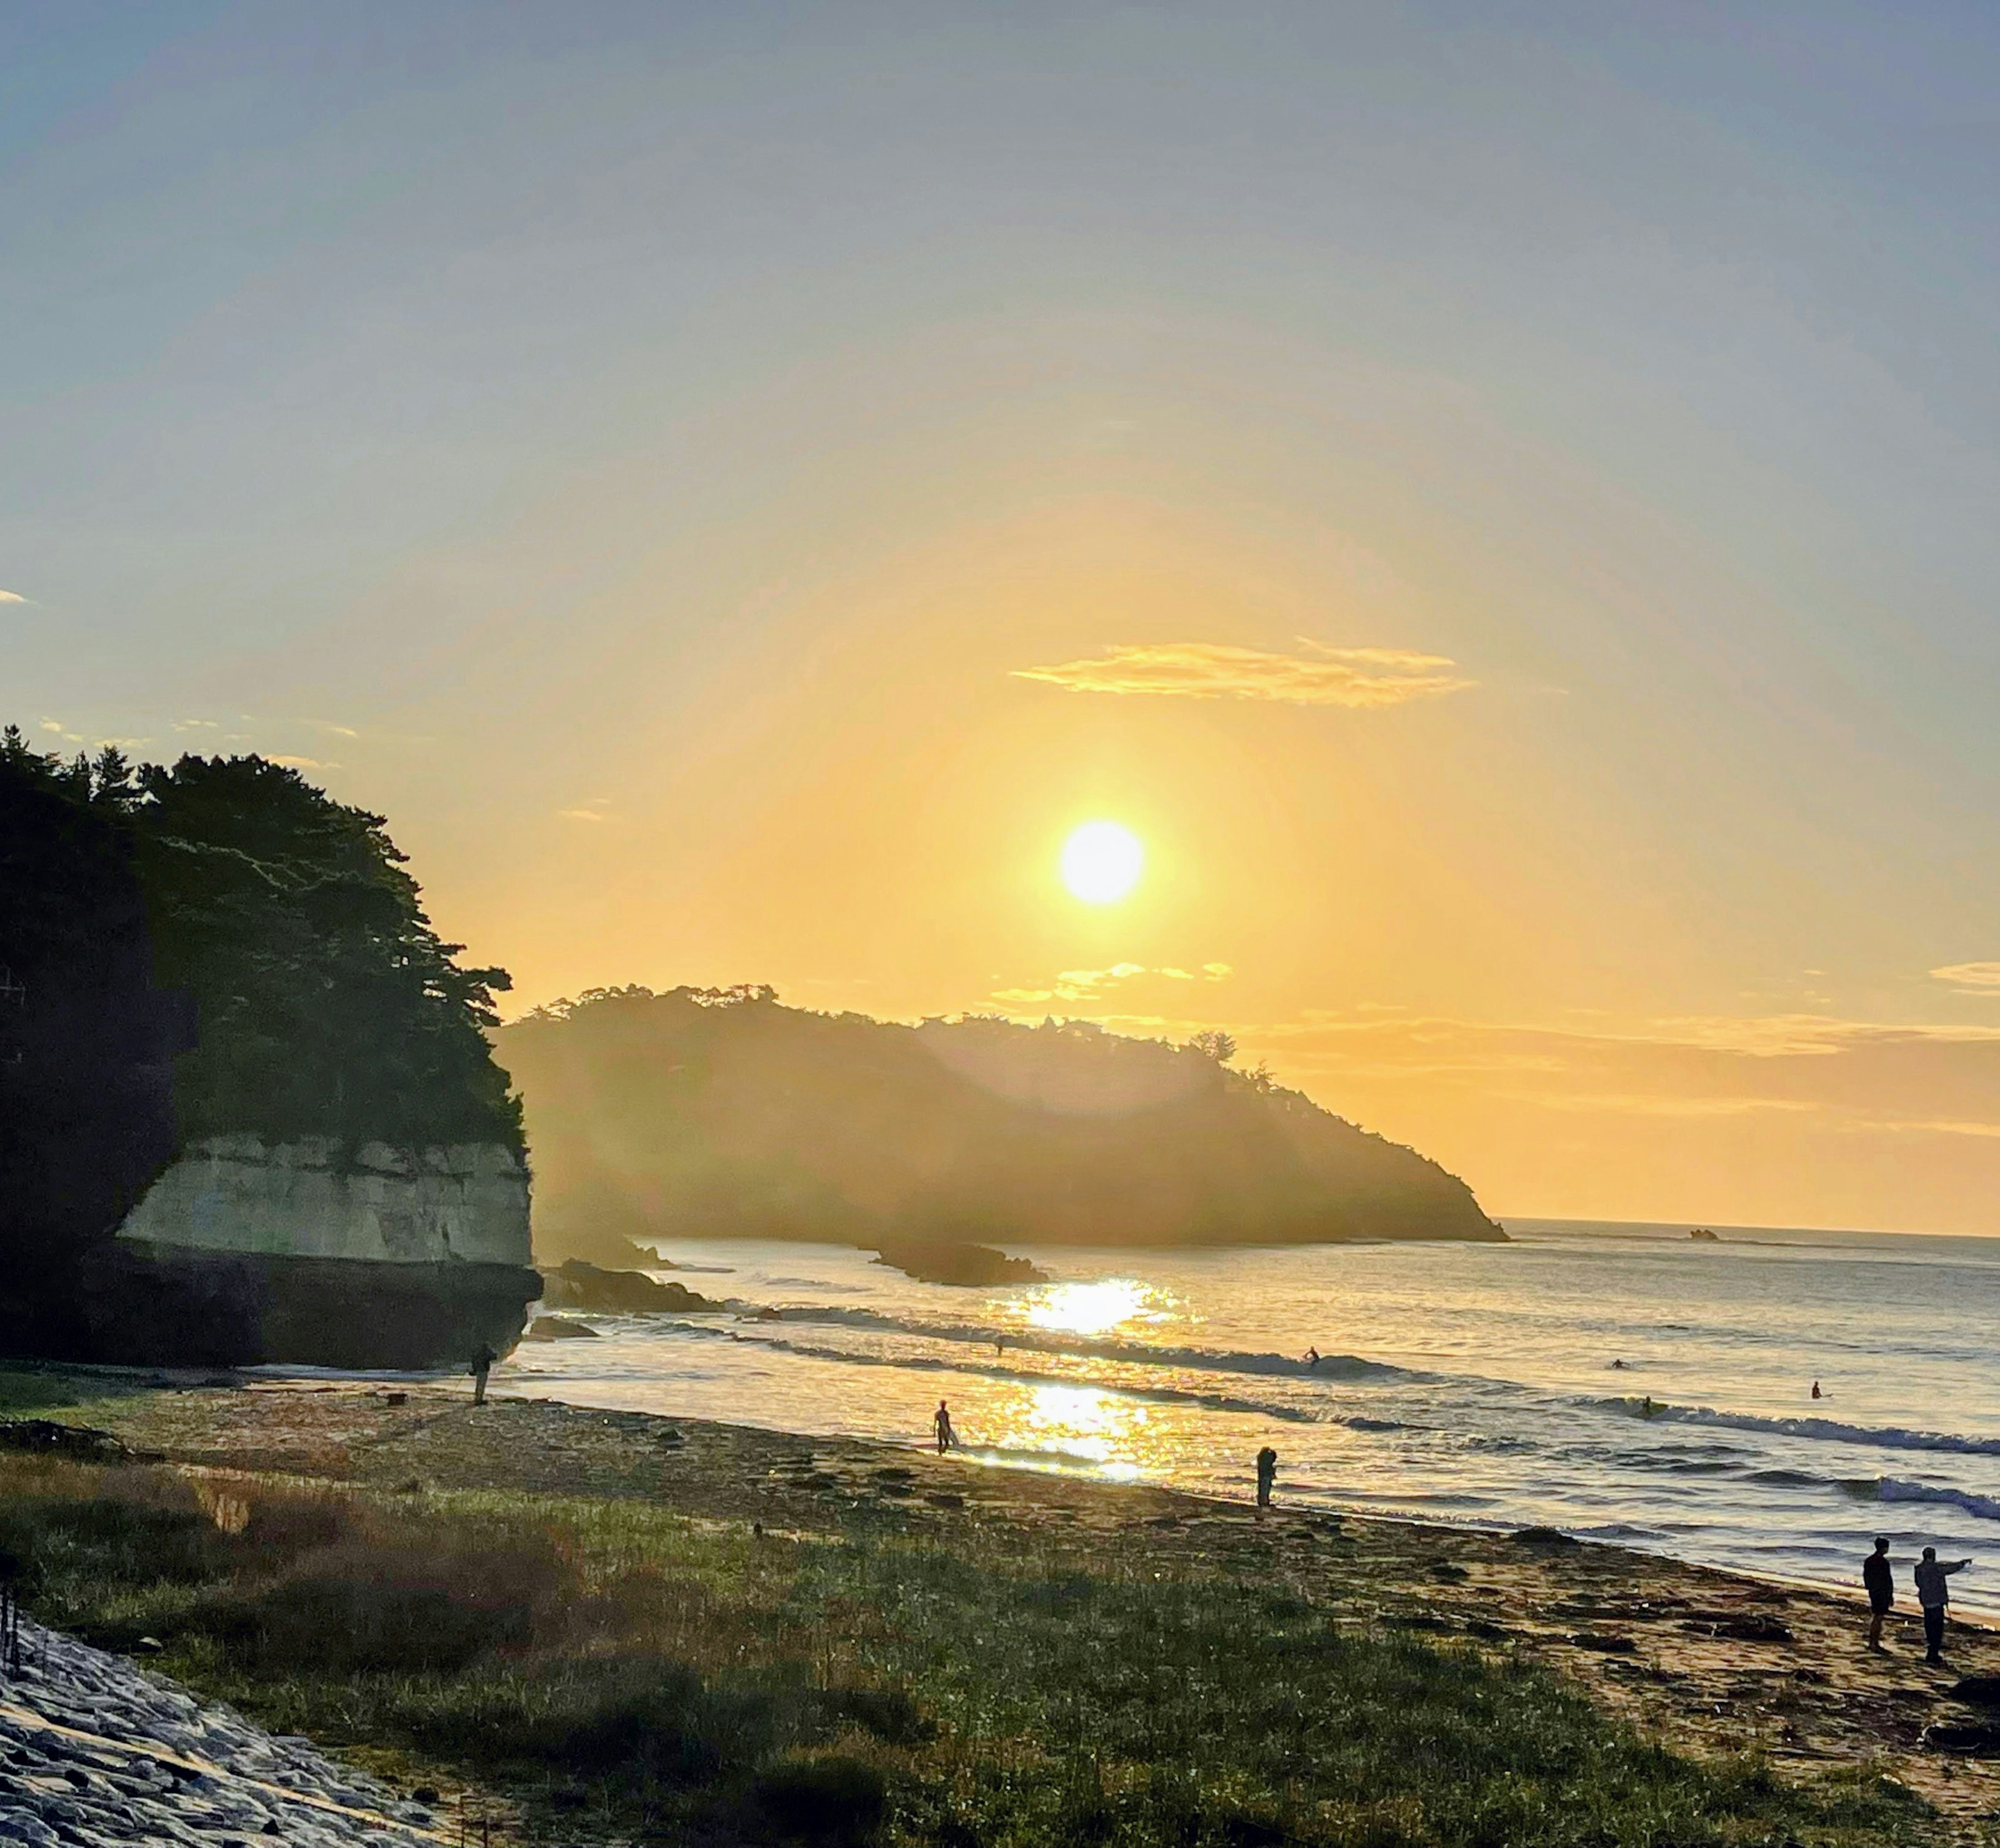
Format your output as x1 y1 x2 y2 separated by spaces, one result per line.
1 726 520 1151
499 986 1498 1265
0 1450 1929 1847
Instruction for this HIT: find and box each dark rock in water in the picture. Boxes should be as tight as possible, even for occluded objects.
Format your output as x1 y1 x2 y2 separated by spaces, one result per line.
1510 1526 1579 1548
522 1316 601 1341
0 1418 131 1461
1951 1675 2000 1707
871 1240 1049 1288
1688 1228 1720 1241
538 1259 718 1314
1921 1721 2000 1755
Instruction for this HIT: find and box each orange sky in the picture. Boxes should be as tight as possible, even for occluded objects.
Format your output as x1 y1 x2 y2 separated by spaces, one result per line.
10 11 2000 1234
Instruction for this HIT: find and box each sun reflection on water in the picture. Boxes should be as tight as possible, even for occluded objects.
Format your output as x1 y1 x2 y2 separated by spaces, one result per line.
1022 1277 1162 1336
972 1379 1159 1480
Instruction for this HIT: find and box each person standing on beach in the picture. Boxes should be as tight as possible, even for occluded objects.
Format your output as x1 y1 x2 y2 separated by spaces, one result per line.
1255 1446 1277 1508
1862 1536 1894 1649
1915 1545 1971 1663
933 1399 956 1455
470 1341 497 1407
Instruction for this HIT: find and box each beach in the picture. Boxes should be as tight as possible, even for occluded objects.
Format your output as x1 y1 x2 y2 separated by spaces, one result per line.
3 1373 1995 1844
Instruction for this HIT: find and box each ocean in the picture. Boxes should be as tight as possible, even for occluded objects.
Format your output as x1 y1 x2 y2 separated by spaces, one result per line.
501 1220 2000 1617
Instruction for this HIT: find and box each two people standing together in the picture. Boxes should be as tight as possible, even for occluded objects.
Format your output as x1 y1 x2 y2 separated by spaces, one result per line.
1864 1536 1972 1663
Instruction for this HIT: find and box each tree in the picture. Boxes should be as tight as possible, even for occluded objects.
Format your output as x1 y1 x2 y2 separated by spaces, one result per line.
1189 1028 1238 1065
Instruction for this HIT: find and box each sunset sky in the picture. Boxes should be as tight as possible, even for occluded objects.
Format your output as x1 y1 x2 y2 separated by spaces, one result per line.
9 5 2000 1234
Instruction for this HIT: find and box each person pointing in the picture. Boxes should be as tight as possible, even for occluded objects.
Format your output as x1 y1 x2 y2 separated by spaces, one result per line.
1915 1545 1972 1664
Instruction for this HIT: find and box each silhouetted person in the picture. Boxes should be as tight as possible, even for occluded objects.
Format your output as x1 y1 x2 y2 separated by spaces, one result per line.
1915 1545 1971 1663
1811 1380 1823 1400
1863 1536 1894 1649
470 1341 497 1406
1304 1347 1320 1368
1255 1446 1277 1508
933 1399 956 1454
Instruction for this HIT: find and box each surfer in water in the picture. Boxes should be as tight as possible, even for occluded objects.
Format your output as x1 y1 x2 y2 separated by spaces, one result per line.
1304 1347 1320 1369
1811 1380 1824 1400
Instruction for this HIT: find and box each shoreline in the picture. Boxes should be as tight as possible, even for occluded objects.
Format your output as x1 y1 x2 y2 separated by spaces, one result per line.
9 1372 2000 1837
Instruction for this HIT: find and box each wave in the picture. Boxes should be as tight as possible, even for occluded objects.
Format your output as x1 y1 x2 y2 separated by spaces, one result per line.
765 1305 1426 1384
1875 1479 2000 1523
1588 1398 2000 1457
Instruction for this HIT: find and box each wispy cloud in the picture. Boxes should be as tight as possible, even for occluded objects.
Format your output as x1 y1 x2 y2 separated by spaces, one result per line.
0 589 28 605
172 719 220 733
39 717 81 744
992 961 1234 1007
1931 961 2000 992
1013 639 1474 708
268 754 336 771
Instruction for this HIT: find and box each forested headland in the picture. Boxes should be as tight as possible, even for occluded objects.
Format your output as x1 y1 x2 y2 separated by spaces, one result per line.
0 728 524 1348
498 986 1503 1264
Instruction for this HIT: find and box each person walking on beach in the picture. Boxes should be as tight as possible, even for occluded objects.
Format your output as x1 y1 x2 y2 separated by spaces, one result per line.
1915 1545 1971 1663
469 1341 497 1407
1862 1536 1894 1649
933 1399 956 1455
1255 1446 1277 1509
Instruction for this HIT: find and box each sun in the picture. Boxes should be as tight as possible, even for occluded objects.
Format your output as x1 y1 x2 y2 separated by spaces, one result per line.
1060 821 1144 904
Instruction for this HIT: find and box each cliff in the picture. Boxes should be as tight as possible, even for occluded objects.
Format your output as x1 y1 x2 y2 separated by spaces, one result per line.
1 731 536 1368
498 987 1502 1261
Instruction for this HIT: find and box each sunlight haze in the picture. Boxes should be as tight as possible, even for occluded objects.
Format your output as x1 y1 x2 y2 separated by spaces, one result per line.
9 5 2000 1233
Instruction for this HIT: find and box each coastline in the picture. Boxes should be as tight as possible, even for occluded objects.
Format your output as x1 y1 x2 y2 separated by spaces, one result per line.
10 1371 1997 1837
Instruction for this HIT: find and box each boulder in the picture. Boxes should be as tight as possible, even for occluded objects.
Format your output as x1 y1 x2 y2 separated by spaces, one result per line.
538 1259 717 1314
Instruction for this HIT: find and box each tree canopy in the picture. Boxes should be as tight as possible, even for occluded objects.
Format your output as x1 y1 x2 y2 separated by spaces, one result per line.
2 727 522 1156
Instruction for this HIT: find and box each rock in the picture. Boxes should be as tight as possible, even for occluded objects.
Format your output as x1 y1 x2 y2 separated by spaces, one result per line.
1921 1721 2000 1755
1572 1632 1639 1653
870 1240 1049 1287
521 1316 601 1341
926 1492 965 1510
1949 1674 2000 1707
0 1420 130 1462
1683 1613 1794 1643
1510 1526 1579 1547
536 1260 718 1314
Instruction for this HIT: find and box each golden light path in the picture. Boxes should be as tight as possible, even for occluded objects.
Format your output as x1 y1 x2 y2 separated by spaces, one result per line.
1059 820 1144 904
967 1277 1171 1480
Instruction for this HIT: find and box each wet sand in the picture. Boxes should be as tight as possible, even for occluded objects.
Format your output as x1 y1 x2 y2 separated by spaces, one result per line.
50 1376 2000 1837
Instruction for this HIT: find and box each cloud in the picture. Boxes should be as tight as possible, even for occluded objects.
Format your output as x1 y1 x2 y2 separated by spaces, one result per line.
1931 961 2000 992
557 807 607 823
1013 640 1474 708
0 589 27 605
172 719 220 732
993 961 1233 1007
268 754 335 771
39 718 81 744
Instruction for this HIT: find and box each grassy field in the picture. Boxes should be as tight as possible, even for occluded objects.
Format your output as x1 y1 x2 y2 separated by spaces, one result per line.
0 1437 1939 1848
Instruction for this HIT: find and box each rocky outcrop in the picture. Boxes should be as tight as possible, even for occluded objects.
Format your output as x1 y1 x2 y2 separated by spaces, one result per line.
67 1136 543 1369
119 1135 531 1265
538 1260 718 1314
872 1240 1049 1287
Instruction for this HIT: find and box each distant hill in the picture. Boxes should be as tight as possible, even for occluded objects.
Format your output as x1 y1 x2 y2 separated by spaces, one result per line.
496 987 1503 1263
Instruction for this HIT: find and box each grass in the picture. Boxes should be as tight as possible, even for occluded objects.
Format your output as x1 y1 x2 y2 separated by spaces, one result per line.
0 1452 1939 1847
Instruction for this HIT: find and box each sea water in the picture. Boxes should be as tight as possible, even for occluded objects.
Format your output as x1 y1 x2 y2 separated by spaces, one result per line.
502 1221 2000 1616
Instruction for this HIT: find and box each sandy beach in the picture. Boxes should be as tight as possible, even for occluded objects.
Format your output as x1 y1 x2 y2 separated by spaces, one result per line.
10 1373 1993 1841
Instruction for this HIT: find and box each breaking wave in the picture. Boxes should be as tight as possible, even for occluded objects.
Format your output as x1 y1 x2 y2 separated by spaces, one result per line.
764 1305 1424 1384
1588 1399 2000 1457
1874 1479 2000 1523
